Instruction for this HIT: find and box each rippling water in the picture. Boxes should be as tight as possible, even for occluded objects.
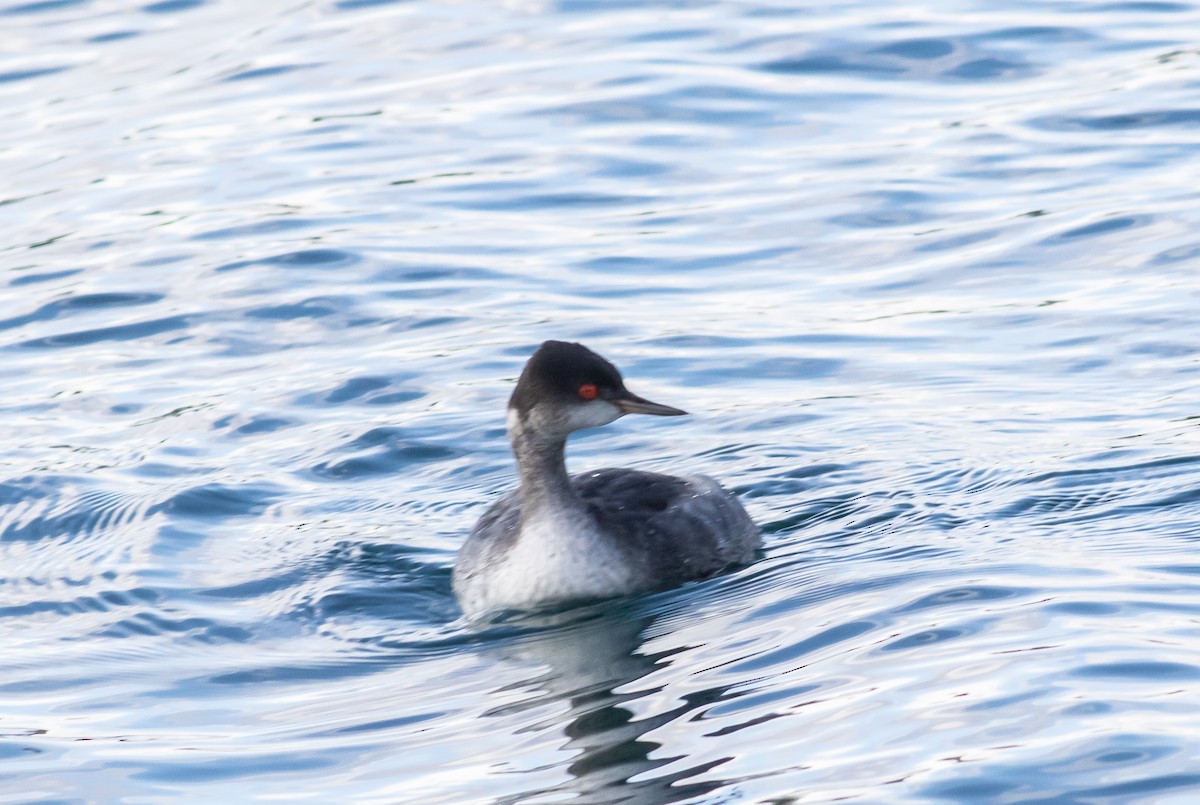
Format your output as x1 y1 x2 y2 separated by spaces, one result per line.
4 0 1200 801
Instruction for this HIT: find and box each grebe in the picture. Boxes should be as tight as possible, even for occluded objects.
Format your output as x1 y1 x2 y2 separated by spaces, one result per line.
453 340 760 618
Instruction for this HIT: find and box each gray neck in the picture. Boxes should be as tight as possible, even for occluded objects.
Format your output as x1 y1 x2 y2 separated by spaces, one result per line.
508 410 586 526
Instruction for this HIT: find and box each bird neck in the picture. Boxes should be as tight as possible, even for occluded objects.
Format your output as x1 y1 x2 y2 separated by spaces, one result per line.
508 410 586 525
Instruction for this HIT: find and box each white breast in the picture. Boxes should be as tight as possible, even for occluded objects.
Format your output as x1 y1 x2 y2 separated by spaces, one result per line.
457 510 647 617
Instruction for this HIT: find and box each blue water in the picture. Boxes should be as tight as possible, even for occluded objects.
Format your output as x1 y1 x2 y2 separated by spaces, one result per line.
4 0 1200 801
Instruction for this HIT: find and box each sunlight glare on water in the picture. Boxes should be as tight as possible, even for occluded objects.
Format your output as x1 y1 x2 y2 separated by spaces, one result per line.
3 0 1200 802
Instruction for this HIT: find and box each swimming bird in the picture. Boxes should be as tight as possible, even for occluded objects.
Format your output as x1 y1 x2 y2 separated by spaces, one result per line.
453 340 760 618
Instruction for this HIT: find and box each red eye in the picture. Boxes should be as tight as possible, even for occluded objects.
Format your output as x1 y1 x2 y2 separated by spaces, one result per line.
578 384 598 400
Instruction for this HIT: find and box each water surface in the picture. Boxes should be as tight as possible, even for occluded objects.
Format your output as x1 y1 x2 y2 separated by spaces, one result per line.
3 0 1200 802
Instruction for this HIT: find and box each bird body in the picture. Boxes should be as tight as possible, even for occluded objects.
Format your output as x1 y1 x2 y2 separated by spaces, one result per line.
453 341 759 618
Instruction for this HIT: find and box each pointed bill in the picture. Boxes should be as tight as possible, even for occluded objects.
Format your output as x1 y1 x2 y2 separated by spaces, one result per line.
613 391 688 416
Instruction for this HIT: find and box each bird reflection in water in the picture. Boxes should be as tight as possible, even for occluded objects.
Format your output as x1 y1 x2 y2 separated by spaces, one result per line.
480 604 738 804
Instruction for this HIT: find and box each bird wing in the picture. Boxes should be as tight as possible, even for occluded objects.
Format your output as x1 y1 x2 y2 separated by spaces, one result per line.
573 468 758 585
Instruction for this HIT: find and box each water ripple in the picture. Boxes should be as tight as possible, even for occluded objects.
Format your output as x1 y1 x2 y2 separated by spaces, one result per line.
4 0 1200 800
